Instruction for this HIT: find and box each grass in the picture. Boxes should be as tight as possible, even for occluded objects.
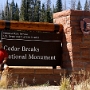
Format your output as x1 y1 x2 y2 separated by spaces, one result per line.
59 70 90 90
0 70 28 89
60 76 71 90
0 69 90 90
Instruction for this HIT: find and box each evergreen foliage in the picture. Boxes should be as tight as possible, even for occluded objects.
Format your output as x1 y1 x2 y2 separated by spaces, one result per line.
55 0 62 12
1 0 62 22
2 0 90 22
4 0 10 20
40 3 46 22
70 0 76 10
46 0 53 22
34 0 41 22
19 0 27 21
84 0 89 11
2 0 19 21
76 0 82 10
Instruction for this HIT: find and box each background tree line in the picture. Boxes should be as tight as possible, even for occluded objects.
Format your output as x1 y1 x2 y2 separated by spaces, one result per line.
0 0 90 22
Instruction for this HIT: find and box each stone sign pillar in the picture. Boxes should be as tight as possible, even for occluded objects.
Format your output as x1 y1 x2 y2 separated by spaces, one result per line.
53 10 90 72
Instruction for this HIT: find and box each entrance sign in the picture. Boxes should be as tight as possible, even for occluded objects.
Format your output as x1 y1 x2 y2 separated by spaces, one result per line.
2 30 62 67
80 18 90 35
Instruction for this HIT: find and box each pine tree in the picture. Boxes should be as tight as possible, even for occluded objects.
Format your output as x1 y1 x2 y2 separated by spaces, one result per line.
76 0 82 10
84 0 89 11
70 0 76 10
20 0 35 21
52 4 56 13
46 0 52 22
19 0 27 21
4 0 10 20
55 0 62 12
14 3 19 21
40 3 46 22
10 0 17 20
1 10 5 20
34 0 41 22
89 0 90 10
26 0 31 21
26 0 33 21
0 10 2 19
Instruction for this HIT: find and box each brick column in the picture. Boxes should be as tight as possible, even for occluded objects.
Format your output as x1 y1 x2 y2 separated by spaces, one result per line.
53 10 90 72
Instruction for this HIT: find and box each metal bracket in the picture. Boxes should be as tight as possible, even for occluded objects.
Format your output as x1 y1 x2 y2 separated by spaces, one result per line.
5 21 10 30
54 24 60 33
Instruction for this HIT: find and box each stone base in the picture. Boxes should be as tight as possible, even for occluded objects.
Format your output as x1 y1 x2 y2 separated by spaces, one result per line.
0 66 66 87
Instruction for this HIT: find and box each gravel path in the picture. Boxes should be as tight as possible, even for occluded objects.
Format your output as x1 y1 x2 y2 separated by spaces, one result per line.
0 86 60 90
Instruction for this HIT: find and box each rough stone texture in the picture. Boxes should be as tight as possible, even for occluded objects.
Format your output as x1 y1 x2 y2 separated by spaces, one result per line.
6 68 66 86
53 10 90 72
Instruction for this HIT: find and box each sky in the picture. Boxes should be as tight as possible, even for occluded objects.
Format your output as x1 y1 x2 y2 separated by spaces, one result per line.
0 0 21 9
0 0 86 10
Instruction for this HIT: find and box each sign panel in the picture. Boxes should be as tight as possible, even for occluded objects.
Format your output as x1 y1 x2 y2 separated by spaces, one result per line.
2 30 62 67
